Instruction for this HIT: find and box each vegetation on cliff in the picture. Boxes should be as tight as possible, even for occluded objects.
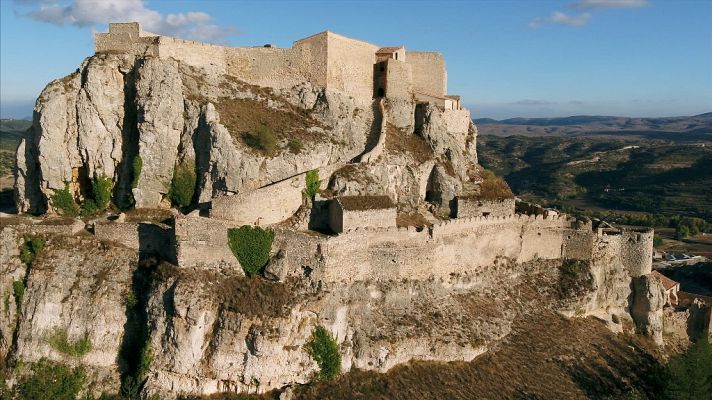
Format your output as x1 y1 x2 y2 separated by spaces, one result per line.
49 183 80 217
80 175 113 216
476 169 514 200
305 170 320 199
305 325 341 381
243 124 277 157
14 359 86 400
168 159 197 209
227 226 275 277
48 329 92 357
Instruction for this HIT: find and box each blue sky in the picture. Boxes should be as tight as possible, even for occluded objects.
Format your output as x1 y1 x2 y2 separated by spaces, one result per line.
1 0 711 119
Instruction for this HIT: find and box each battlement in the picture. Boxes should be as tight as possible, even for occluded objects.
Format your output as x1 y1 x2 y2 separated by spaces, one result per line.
95 22 452 106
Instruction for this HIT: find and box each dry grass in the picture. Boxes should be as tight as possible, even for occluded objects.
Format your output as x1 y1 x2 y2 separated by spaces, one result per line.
295 312 664 400
396 212 431 229
213 77 328 155
473 169 514 200
338 196 394 211
155 265 302 319
384 125 433 163
123 208 174 224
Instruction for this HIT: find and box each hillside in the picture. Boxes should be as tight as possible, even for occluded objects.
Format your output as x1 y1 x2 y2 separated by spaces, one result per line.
475 113 712 139
477 134 712 222
0 119 30 209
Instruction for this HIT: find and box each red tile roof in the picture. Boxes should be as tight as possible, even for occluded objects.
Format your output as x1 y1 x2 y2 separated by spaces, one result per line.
651 270 680 291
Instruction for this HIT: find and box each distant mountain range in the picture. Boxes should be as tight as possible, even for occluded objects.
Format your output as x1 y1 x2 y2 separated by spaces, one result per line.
474 113 712 139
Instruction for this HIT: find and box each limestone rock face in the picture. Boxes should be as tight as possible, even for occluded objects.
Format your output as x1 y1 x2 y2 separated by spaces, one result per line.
630 274 666 345
140 257 564 397
5 231 136 393
132 58 185 208
76 55 128 180
0 228 25 359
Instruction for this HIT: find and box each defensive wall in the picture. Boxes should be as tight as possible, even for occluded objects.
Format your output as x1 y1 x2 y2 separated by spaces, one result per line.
209 164 339 226
168 211 652 285
456 197 515 218
94 221 175 262
95 23 448 105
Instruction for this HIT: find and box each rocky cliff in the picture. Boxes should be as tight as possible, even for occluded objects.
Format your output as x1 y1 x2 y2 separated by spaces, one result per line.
3 49 666 399
14 52 476 217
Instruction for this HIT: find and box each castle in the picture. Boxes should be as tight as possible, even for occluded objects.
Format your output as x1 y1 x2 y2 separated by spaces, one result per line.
4 22 692 398
96 22 461 109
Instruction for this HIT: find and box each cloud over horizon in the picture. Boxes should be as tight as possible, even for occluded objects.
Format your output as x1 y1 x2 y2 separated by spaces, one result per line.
13 0 236 42
528 11 591 28
530 0 648 28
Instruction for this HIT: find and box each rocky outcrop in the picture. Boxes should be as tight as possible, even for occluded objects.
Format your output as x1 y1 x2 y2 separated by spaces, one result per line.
630 274 666 345
0 228 25 360
132 58 184 208
14 50 483 217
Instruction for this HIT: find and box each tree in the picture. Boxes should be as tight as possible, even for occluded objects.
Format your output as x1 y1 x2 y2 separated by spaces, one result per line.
663 339 712 399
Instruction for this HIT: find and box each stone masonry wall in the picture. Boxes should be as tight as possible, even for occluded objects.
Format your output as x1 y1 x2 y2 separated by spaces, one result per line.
94 221 175 261
326 32 379 103
457 197 515 218
210 173 305 226
174 216 241 269
95 25 450 105
384 59 412 99
210 165 337 226
407 52 447 98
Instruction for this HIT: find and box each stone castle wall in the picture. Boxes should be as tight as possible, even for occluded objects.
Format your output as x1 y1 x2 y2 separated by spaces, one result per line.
210 165 338 226
94 221 175 261
457 197 515 218
95 24 448 105
407 52 447 97
325 33 379 102
174 216 241 269
210 173 306 226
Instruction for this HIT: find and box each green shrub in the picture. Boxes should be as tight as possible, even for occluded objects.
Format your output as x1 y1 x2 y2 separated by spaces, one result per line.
227 226 275 277
168 160 197 209
305 170 320 199
19 238 44 266
92 174 113 210
288 138 303 154
305 325 341 381
48 328 92 357
131 155 142 189
244 124 277 157
13 280 24 307
50 183 80 217
15 358 86 400
138 339 153 381
80 174 113 216
653 235 663 247
663 338 712 398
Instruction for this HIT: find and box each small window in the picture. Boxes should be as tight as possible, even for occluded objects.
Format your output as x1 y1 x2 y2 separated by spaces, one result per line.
395 53 398 60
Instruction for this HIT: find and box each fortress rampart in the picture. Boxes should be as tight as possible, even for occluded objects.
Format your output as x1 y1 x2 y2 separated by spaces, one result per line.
95 23 451 106
166 211 653 285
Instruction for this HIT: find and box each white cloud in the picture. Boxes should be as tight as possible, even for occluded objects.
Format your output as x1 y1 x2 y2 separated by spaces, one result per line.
528 11 591 28
14 0 236 42
570 0 649 10
513 99 555 106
